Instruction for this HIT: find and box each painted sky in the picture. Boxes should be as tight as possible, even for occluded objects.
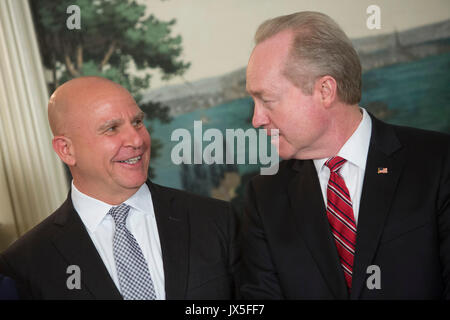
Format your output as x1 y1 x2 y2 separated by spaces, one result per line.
139 0 450 89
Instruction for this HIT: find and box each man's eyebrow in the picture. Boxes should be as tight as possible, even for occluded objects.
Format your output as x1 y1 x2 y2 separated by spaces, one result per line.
246 88 262 97
247 90 275 100
97 112 145 132
132 111 146 121
97 118 124 132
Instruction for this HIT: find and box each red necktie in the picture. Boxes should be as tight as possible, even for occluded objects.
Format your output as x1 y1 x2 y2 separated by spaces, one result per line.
325 156 357 290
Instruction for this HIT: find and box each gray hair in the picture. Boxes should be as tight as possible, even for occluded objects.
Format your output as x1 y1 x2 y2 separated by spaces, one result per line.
255 11 362 104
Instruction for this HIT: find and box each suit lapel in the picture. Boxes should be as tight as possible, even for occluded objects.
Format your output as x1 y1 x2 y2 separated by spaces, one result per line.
351 116 406 299
51 196 122 299
147 181 189 299
288 160 349 299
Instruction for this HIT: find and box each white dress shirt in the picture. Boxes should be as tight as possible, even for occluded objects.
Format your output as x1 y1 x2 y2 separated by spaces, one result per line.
313 108 372 224
71 182 166 299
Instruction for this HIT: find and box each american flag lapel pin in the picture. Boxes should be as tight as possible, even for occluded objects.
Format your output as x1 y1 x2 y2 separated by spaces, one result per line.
377 167 388 174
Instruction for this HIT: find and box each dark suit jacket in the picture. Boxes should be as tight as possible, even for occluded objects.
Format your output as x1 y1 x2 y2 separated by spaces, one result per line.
0 274 18 300
0 181 240 300
240 115 450 299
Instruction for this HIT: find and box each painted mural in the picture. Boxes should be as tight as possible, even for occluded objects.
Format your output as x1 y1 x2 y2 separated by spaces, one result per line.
30 0 450 211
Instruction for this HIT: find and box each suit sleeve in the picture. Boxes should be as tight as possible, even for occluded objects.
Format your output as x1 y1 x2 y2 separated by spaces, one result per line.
0 253 32 299
239 180 284 299
438 140 450 299
0 273 19 300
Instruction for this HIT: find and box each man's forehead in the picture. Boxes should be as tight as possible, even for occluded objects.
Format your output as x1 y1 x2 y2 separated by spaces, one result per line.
246 55 284 95
94 104 143 121
253 29 294 56
246 30 293 94
246 80 280 97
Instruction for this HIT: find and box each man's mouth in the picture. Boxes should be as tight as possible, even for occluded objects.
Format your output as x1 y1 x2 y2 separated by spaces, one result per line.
118 156 142 164
264 128 279 136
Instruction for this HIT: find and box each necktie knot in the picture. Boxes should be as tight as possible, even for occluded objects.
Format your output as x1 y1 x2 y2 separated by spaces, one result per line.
325 156 347 173
108 203 131 227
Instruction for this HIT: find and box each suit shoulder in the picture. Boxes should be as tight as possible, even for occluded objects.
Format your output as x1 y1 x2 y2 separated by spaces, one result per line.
151 183 230 217
1 201 67 259
248 160 298 192
392 124 450 150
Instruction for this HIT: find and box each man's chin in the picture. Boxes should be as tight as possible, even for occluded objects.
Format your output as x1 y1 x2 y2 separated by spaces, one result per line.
117 173 148 190
277 145 296 160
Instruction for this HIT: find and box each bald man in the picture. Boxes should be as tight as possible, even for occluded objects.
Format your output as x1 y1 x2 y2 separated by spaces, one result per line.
0 77 239 300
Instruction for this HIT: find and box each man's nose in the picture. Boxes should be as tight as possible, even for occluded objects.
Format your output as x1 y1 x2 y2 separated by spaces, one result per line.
252 104 269 128
124 125 144 148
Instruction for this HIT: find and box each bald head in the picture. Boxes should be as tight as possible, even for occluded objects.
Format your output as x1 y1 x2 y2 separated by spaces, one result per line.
48 77 133 136
48 76 151 204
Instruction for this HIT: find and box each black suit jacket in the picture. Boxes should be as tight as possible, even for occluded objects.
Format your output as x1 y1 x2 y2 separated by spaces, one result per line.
0 181 240 299
0 274 18 300
240 115 450 299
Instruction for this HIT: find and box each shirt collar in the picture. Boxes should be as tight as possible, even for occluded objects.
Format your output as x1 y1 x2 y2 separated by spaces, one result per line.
124 182 154 216
71 182 153 233
313 107 372 172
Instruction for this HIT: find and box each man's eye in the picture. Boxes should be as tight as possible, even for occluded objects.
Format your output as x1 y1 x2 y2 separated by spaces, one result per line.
134 120 143 127
262 99 274 106
106 126 117 133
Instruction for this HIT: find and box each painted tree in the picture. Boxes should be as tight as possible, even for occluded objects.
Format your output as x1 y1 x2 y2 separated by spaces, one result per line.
30 0 190 176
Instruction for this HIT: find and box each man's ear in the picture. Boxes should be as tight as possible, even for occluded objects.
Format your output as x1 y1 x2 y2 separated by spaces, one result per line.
314 76 337 108
52 136 76 166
